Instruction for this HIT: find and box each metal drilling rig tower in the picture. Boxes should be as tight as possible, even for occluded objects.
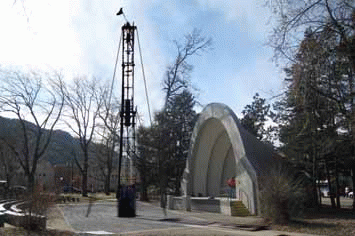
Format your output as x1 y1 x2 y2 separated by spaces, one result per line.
117 22 137 217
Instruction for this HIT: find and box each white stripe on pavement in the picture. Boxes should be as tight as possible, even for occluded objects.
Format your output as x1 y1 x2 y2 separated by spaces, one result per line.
82 231 115 235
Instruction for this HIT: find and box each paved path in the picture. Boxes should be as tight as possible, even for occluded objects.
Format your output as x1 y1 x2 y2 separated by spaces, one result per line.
60 200 316 236
61 201 187 234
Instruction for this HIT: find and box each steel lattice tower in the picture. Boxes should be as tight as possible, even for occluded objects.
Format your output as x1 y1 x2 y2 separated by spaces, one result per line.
116 22 137 213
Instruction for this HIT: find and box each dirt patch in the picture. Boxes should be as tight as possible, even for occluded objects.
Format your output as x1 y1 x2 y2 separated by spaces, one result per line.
47 205 74 232
0 205 76 236
0 227 75 236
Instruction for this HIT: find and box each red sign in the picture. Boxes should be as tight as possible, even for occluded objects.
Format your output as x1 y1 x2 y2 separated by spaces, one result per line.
227 178 236 187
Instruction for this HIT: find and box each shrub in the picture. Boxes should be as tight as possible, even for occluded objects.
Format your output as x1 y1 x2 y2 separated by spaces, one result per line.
24 186 55 230
259 163 306 225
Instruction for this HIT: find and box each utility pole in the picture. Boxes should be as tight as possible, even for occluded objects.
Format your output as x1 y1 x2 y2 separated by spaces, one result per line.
116 21 137 217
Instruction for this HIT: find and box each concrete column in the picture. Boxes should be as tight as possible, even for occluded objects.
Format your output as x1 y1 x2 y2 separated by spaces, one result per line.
184 195 191 211
220 198 231 216
167 195 174 210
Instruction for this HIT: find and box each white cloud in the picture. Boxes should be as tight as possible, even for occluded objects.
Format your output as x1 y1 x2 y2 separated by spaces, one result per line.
196 0 271 39
0 0 82 78
70 0 166 124
0 0 165 125
0 0 283 127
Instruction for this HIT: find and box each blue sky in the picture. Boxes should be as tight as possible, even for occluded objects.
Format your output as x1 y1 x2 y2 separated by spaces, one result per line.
0 0 284 125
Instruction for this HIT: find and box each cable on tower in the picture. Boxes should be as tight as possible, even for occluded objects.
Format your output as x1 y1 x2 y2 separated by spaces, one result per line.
136 29 153 127
109 31 122 104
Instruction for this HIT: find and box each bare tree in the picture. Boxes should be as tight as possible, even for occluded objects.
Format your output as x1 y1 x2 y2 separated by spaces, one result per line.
267 0 355 63
62 76 104 197
95 85 121 195
93 136 116 195
0 68 64 192
153 28 211 203
163 28 212 107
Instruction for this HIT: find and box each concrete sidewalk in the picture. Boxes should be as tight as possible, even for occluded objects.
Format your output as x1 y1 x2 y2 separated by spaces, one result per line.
139 201 316 236
143 200 266 228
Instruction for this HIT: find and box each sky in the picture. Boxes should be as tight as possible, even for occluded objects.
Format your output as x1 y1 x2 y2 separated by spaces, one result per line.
0 0 284 126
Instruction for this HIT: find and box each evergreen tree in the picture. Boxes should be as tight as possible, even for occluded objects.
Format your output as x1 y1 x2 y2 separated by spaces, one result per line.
135 29 210 199
160 90 197 195
267 0 355 209
240 93 271 142
275 28 348 208
135 90 197 197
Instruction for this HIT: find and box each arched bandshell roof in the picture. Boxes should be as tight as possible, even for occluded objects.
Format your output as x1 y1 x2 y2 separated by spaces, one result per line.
183 103 275 214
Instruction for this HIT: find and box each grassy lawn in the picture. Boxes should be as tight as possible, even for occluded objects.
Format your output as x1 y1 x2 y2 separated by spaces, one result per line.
272 206 355 236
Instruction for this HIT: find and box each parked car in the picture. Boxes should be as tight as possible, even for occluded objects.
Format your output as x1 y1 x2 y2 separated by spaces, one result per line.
63 186 82 193
0 180 8 199
10 185 27 193
9 186 27 199
320 187 330 197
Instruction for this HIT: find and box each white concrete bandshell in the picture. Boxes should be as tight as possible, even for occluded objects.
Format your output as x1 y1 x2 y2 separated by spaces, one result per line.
183 103 275 215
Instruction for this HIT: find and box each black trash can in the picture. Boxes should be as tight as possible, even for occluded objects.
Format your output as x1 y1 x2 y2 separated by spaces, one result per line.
119 185 136 217
0 212 7 227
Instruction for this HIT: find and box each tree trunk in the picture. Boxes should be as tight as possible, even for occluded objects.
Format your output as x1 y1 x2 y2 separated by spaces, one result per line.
104 174 111 195
82 172 88 197
141 190 149 202
140 172 149 201
5 173 11 190
174 166 180 196
335 157 341 209
349 59 355 211
317 172 322 207
82 151 88 197
159 164 168 208
325 161 336 208
312 178 319 208
27 173 35 194
312 149 319 209
352 166 355 211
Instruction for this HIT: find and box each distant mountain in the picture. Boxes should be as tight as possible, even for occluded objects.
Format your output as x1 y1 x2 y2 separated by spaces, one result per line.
0 116 80 165
0 116 21 135
46 129 80 165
